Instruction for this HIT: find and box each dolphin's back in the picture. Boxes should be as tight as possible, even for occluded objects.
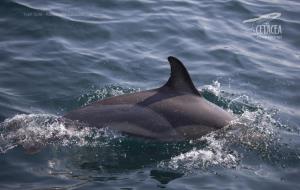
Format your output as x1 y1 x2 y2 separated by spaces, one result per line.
64 57 233 140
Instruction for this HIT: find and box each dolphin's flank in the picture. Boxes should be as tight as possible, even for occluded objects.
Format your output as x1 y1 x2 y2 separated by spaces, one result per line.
64 56 233 140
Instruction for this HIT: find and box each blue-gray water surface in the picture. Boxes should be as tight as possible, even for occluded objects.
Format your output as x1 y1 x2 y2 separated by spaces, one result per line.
0 0 300 189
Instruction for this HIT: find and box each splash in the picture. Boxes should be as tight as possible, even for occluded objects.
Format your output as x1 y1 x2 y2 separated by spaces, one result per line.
0 114 122 153
201 80 258 114
225 108 280 156
78 85 139 106
0 85 137 154
202 80 221 96
159 82 282 172
158 133 239 171
158 108 280 172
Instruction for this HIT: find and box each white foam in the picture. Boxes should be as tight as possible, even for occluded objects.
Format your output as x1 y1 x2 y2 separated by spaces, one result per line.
0 114 121 153
159 133 239 171
159 80 281 172
202 80 221 96
78 85 138 105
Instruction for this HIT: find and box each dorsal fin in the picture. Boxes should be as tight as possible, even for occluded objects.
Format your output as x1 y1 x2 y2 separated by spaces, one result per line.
162 56 201 96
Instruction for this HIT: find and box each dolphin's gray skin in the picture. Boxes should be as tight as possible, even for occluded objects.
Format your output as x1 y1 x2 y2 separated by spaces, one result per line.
64 56 233 140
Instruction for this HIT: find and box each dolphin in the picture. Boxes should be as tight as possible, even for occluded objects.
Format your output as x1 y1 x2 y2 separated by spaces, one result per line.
64 56 233 140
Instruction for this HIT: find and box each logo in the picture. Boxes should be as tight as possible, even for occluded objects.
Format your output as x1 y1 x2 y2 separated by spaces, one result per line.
243 12 282 39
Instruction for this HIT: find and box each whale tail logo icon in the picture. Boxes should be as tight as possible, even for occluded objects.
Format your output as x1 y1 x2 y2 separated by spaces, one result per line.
243 12 281 23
